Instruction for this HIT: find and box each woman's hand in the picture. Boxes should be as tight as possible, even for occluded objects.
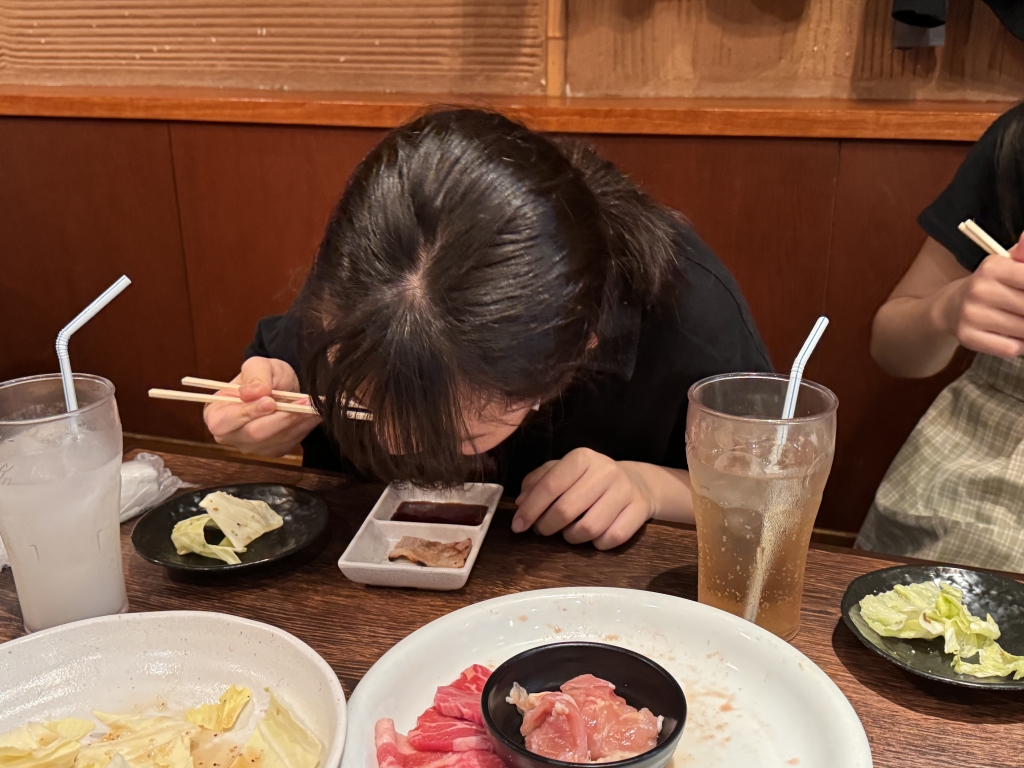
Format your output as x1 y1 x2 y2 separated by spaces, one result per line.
872 233 1024 378
203 357 321 457
512 448 655 550
940 233 1024 359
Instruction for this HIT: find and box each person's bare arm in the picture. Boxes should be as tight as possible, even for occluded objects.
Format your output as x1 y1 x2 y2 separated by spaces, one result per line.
871 234 1024 378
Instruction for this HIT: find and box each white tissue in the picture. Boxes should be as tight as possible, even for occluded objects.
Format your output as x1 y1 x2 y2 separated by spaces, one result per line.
0 453 193 570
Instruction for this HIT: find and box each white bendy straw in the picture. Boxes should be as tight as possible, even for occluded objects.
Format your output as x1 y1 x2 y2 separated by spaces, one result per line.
780 316 830 420
57 276 132 411
746 316 830 624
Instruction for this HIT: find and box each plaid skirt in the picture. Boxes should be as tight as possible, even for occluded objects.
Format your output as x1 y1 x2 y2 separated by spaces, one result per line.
856 353 1024 571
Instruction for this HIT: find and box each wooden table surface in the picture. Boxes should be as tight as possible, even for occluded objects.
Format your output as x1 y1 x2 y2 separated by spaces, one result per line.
1 450 1022 768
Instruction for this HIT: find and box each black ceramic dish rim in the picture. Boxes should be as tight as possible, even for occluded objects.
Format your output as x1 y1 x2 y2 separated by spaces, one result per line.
840 564 1024 691
480 641 687 768
130 483 329 573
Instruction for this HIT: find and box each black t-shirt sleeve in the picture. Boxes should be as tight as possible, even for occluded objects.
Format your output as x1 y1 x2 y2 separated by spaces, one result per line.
244 311 304 377
659 229 774 469
917 112 1013 272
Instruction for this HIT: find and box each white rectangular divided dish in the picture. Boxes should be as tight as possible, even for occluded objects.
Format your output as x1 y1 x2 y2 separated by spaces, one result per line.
338 482 503 590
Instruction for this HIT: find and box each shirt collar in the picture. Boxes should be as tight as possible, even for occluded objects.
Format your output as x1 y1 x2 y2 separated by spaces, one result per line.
584 300 642 380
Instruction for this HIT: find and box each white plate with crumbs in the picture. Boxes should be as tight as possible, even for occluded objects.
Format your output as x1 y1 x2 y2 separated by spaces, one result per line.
0 611 346 768
338 482 503 590
343 588 872 768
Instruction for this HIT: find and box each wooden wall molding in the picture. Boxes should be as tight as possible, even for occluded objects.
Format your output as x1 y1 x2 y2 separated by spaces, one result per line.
0 85 1011 140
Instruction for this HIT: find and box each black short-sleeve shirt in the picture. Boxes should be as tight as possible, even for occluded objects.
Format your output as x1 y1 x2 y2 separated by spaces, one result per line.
918 108 1019 272
245 225 773 494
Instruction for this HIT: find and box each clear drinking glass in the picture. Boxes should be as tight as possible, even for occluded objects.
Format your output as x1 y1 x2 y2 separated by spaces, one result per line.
0 373 128 632
685 373 837 641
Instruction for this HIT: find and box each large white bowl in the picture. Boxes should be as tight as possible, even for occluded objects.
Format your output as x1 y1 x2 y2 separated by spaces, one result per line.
0 610 346 768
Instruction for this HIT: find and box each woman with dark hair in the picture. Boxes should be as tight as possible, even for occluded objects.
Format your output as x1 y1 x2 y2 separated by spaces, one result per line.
204 109 771 549
858 102 1024 570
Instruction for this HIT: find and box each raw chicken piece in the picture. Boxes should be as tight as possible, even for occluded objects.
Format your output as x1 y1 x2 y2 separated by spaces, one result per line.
559 675 662 761
435 665 492 725
375 719 505 768
408 708 495 753
508 684 590 763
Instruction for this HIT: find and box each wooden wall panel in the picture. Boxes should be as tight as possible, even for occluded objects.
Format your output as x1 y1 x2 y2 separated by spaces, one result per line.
584 135 838 370
0 117 203 440
567 0 1024 100
170 123 386 385
0 114 984 532
818 140 973 533
0 1 546 95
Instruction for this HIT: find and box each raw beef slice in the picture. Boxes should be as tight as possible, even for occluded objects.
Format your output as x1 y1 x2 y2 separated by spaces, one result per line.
375 719 504 768
434 665 492 725
408 708 494 753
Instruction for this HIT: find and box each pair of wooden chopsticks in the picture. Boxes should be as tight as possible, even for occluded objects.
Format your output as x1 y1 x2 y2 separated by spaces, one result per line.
148 377 373 421
959 219 1012 258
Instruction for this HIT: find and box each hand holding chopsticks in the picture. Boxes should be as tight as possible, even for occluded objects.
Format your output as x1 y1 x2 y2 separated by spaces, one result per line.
149 376 372 420
958 219 1012 258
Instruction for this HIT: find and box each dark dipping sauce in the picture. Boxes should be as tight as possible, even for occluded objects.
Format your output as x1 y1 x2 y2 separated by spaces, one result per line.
391 501 489 526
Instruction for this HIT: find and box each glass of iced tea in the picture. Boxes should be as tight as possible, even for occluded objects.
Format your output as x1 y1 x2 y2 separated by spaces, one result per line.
685 373 837 641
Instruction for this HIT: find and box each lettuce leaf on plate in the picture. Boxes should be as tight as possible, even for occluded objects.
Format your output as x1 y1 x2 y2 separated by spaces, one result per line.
42 722 94 743
171 515 245 565
198 493 283 549
0 721 85 768
953 641 1024 680
859 579 1024 680
186 686 251 731
75 713 197 768
229 692 320 768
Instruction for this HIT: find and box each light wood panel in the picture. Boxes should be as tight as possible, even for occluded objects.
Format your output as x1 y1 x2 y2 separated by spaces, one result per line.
567 0 1024 100
0 0 546 94
0 117 204 441
0 85 1008 141
170 122 386 384
818 140 974 533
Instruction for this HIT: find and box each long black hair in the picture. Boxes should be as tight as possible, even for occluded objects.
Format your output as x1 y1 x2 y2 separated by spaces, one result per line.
300 108 683 485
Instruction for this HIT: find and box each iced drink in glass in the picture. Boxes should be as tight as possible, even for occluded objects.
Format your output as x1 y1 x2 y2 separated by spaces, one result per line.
0 373 128 632
686 373 837 640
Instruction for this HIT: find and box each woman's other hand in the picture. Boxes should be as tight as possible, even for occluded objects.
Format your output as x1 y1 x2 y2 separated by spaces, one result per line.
942 231 1024 359
512 448 655 550
872 233 1024 377
203 357 321 456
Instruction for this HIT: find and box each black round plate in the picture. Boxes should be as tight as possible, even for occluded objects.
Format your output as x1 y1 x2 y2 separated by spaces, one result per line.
481 642 686 768
841 564 1024 690
131 483 329 573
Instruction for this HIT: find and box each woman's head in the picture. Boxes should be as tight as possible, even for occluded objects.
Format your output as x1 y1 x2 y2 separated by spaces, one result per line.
301 108 680 484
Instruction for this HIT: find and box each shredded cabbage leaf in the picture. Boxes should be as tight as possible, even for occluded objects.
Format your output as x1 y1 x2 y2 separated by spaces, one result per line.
186 686 251 731
0 688 321 768
75 713 197 768
43 722 94 743
229 692 320 768
171 515 245 565
859 580 1024 680
0 721 85 768
198 492 283 549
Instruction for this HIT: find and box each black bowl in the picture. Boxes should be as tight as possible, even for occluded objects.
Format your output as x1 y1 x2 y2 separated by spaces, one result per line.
481 642 686 768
